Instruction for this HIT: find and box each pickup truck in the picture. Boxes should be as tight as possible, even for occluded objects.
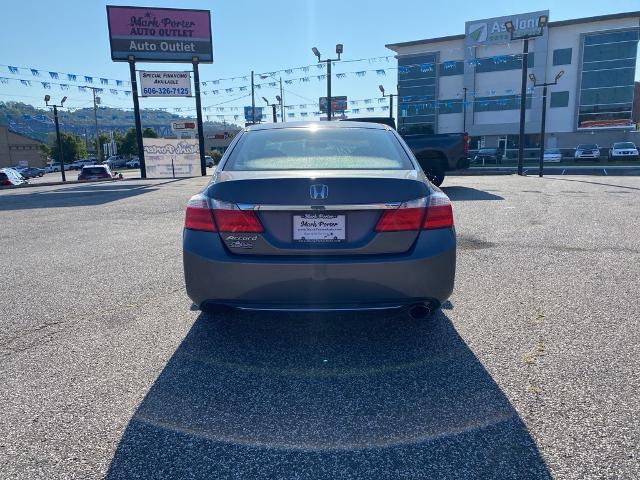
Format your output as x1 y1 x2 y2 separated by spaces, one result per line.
341 117 469 186
401 132 470 186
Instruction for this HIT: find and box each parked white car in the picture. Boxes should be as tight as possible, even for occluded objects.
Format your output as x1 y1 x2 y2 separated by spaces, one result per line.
45 163 62 172
608 142 638 161
543 149 562 162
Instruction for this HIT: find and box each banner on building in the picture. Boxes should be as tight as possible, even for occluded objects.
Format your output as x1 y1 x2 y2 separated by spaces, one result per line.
143 138 200 178
106 6 213 63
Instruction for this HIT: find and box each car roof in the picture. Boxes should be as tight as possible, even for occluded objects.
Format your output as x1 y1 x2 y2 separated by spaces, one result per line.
245 120 390 132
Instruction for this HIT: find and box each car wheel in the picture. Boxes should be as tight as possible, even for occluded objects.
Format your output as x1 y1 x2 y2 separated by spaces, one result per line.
425 168 445 187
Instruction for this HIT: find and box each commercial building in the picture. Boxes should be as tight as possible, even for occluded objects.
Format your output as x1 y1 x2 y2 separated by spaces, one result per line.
386 11 640 153
0 126 45 168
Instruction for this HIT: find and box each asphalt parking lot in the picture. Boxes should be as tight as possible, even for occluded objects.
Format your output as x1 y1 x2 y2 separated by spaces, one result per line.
1 175 638 479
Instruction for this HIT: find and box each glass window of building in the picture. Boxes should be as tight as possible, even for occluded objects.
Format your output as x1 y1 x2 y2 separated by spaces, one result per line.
578 28 639 129
474 94 532 112
398 53 438 135
553 48 572 66
474 52 534 73
439 60 465 76
550 91 570 108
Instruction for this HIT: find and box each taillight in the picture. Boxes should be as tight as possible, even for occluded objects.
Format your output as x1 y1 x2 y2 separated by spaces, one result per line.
184 196 264 233
463 133 469 154
211 199 263 233
1 179 11 186
375 198 427 232
185 194 216 232
423 192 454 230
374 194 453 232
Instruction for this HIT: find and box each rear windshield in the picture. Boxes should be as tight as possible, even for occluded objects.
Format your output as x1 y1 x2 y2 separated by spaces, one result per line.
545 149 561 154
0 172 7 180
614 142 635 149
578 144 598 150
82 167 107 175
224 127 413 171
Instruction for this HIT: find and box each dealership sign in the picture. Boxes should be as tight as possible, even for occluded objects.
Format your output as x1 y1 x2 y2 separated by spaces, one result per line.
244 106 264 122
319 96 348 113
139 71 192 97
143 138 200 178
465 10 549 46
106 6 213 62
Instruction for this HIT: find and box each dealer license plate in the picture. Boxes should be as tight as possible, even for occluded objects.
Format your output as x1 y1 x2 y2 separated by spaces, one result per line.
293 214 346 243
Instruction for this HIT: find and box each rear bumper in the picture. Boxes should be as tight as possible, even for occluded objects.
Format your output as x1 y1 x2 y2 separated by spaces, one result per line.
183 229 456 310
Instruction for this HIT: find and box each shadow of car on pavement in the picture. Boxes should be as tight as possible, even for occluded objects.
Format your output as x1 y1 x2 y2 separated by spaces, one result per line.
441 186 504 201
106 309 550 479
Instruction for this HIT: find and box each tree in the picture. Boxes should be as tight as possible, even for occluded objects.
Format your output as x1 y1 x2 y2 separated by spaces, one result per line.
49 132 87 163
142 127 158 138
119 128 138 156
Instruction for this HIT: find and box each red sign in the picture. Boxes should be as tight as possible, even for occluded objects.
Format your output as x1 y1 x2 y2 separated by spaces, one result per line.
106 6 213 63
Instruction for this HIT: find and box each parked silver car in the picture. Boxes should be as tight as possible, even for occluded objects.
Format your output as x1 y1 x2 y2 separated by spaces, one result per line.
609 142 638 161
183 122 456 318
574 144 600 161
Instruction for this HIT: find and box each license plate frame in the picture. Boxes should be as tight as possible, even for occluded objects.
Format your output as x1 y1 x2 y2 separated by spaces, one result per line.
293 213 346 243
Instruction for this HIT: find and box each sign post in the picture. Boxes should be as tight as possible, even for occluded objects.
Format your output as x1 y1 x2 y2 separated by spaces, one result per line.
128 56 146 178
107 5 213 178
192 57 207 176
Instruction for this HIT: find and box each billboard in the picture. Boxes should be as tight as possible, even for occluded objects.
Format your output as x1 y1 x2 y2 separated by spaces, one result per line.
319 96 348 113
464 11 549 47
244 106 264 122
106 6 213 63
139 71 191 97
143 138 200 178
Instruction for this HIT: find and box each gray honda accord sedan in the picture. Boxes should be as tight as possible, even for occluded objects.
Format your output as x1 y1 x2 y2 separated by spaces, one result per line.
183 121 455 318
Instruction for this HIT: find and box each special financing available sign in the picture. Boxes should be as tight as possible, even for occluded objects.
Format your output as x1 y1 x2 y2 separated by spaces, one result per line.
139 71 191 97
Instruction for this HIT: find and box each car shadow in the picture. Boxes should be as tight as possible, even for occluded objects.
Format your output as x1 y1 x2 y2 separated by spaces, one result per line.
0 180 186 211
442 186 504 201
106 309 550 479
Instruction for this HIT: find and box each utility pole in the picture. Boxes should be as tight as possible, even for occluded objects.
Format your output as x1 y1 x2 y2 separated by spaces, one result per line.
251 70 256 124
312 44 343 121
91 87 102 162
45 95 67 182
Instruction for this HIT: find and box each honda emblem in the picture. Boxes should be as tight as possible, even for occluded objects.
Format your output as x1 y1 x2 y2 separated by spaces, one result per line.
310 184 329 200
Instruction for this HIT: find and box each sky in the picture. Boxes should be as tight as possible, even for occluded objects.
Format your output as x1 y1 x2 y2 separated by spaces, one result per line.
1 0 639 127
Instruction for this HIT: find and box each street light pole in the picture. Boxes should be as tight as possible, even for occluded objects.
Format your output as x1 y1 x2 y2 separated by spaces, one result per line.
505 15 548 176
379 85 397 121
462 87 468 133
262 97 277 123
312 44 343 121
517 38 529 176
45 95 67 182
530 70 564 178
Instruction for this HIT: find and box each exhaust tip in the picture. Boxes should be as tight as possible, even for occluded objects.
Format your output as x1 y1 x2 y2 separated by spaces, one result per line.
407 303 431 320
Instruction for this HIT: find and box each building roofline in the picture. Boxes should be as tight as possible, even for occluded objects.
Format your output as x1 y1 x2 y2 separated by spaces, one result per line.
1 125 45 144
385 11 640 51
